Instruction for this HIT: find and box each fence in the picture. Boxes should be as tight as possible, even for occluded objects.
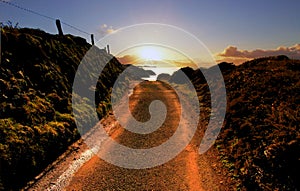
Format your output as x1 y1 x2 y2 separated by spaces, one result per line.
0 0 104 46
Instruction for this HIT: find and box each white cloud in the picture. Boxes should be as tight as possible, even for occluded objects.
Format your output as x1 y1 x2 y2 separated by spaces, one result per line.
101 24 107 28
216 44 300 64
99 24 116 36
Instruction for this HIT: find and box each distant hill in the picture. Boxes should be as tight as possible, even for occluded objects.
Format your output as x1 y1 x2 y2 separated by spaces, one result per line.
157 73 171 81
123 64 156 79
168 62 235 85
0 27 125 190
169 56 300 190
169 67 195 84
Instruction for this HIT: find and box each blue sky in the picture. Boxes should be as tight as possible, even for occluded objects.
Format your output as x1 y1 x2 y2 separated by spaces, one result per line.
1 0 300 64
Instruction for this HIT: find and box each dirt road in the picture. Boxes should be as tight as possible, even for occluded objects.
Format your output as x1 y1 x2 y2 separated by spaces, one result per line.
64 81 231 190
29 81 234 190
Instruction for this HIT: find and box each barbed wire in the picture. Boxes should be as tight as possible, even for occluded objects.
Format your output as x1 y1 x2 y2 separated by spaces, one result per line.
60 21 91 36
0 0 91 36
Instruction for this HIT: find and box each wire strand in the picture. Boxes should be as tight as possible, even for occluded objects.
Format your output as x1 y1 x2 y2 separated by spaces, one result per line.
0 0 91 36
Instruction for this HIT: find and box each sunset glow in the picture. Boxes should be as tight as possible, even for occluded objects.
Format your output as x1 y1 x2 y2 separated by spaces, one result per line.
138 46 163 61
117 44 194 68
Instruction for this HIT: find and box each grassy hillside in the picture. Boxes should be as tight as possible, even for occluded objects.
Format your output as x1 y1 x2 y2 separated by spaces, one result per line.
218 56 300 190
173 55 300 190
0 27 125 190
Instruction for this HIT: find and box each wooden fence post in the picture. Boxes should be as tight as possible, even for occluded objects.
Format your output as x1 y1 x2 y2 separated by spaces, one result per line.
107 44 110 54
55 19 63 36
91 34 94 45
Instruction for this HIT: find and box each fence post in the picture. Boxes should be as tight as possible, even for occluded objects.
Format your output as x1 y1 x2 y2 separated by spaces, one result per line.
55 19 63 36
0 26 2 63
91 34 94 45
107 44 110 54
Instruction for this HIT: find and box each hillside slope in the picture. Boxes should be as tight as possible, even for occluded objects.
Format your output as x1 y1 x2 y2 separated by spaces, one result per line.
218 56 300 190
171 56 300 190
0 27 124 190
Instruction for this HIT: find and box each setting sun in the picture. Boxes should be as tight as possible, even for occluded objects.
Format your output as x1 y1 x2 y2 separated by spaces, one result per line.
138 46 162 60
117 44 196 69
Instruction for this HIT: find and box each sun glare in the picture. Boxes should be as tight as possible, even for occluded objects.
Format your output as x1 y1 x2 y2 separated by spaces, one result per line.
138 46 163 61
118 45 194 68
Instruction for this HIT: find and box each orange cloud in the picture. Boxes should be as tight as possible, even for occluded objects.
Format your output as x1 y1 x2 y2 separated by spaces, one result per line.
117 55 140 64
215 57 250 65
217 44 300 64
165 59 197 68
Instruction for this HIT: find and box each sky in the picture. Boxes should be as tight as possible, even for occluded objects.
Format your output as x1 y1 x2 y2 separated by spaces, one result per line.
1 0 300 65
